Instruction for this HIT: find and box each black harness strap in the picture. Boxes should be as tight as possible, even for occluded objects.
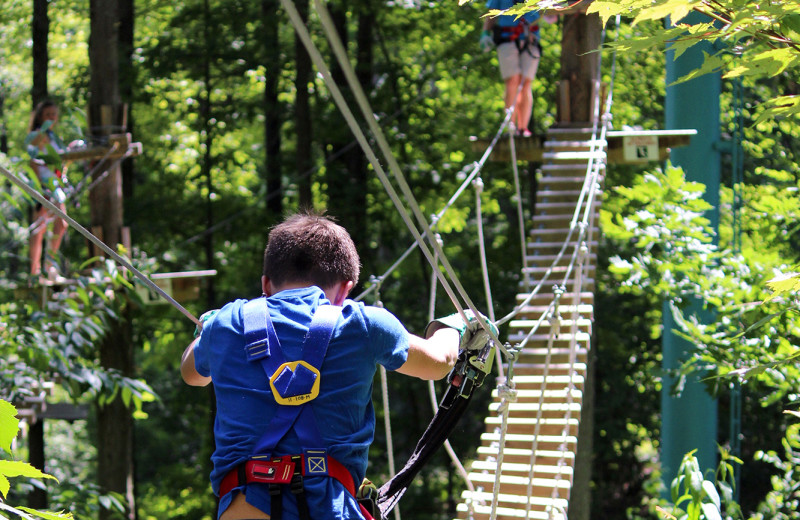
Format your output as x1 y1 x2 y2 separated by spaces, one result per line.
376 341 494 518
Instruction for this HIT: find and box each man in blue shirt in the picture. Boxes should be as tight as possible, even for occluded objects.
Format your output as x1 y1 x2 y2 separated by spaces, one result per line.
480 0 544 137
181 213 466 520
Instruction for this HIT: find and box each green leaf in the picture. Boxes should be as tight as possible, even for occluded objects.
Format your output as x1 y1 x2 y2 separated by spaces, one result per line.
0 460 56 481
0 473 8 500
700 502 722 520
764 272 800 301
702 480 720 509
0 399 19 452
16 506 74 519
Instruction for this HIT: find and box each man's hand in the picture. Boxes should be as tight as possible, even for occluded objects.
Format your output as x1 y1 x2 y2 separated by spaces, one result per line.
426 310 498 350
479 30 494 52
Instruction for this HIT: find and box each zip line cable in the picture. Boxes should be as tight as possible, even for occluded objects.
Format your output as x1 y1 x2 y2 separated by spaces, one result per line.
1 145 134 257
311 0 502 347
0 164 201 327
283 0 503 352
354 87 519 304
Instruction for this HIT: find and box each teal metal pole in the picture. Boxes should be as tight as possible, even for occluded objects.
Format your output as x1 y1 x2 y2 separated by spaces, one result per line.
662 11 721 489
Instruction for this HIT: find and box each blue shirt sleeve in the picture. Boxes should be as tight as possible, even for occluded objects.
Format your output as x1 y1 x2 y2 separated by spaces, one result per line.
362 306 409 371
194 315 216 378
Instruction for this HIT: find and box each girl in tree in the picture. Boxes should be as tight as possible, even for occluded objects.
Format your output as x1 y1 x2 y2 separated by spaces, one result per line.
25 100 69 281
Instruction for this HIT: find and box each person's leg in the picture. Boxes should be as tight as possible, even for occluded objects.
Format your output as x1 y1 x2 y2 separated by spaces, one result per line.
497 42 523 129
48 203 68 262
29 207 47 276
516 78 533 131
504 74 522 115
517 44 541 134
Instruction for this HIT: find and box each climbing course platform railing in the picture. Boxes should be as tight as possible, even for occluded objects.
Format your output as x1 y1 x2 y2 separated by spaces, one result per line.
457 126 606 520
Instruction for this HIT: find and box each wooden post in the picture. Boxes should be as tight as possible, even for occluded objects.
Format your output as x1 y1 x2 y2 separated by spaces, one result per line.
558 11 602 125
27 419 47 509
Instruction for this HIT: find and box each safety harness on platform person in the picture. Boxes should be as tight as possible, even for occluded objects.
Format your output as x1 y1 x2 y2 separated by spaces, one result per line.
491 0 540 57
217 297 375 520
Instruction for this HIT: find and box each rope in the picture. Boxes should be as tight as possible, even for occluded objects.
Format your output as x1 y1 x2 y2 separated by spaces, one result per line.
425 236 477 498
509 129 530 290
310 0 504 347
372 288 401 520
282 0 462 320
0 163 201 327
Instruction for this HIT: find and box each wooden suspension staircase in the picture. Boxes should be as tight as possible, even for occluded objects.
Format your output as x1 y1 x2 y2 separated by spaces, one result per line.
456 128 605 520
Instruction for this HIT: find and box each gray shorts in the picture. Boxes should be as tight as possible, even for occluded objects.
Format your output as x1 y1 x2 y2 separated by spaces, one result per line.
497 41 541 81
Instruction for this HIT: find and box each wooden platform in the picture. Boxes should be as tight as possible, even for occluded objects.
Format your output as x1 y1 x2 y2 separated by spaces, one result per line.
469 128 695 163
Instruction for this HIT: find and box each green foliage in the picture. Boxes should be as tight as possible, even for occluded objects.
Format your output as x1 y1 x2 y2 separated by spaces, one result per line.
661 448 742 520
0 258 156 413
753 423 800 519
0 400 72 519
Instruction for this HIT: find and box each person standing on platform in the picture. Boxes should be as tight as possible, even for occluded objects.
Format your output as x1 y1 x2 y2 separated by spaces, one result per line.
24 100 69 281
480 1 552 137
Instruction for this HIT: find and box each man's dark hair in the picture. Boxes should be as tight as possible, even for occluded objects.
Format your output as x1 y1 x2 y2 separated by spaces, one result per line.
263 212 361 289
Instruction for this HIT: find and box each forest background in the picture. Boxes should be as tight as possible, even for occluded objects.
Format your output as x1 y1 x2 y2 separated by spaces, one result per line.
2 0 800 519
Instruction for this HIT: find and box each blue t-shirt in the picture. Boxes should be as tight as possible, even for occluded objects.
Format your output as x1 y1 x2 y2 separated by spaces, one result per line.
194 286 410 519
487 0 541 40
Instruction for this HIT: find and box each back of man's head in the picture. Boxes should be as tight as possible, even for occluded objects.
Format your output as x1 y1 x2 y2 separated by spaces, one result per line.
263 212 361 290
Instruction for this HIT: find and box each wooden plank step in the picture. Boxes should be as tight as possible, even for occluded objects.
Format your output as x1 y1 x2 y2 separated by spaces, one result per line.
456 502 564 520
508 324 591 337
484 416 579 429
543 139 607 148
516 289 594 301
476 447 574 466
515 278 596 291
542 150 606 161
513 303 594 314
526 240 597 250
483 421 579 438
522 265 596 276
546 126 596 135
503 362 587 376
536 189 585 197
509 315 592 326
535 201 594 211
470 460 574 478
537 176 588 186
527 226 578 236
465 471 573 490
460 490 568 511
488 389 583 405
505 337 591 351
485 402 583 416
500 375 584 385
540 162 604 172
531 213 599 225
511 349 588 364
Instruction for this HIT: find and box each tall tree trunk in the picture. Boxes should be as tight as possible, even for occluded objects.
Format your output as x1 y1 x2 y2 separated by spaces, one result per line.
32 0 49 104
89 1 135 518
118 0 135 199
263 0 283 220
295 0 313 208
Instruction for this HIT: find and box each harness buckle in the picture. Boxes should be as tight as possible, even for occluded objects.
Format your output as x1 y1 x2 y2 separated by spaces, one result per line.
246 458 295 485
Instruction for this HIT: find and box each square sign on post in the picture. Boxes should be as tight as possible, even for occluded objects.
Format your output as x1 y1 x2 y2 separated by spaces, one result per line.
623 135 659 163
